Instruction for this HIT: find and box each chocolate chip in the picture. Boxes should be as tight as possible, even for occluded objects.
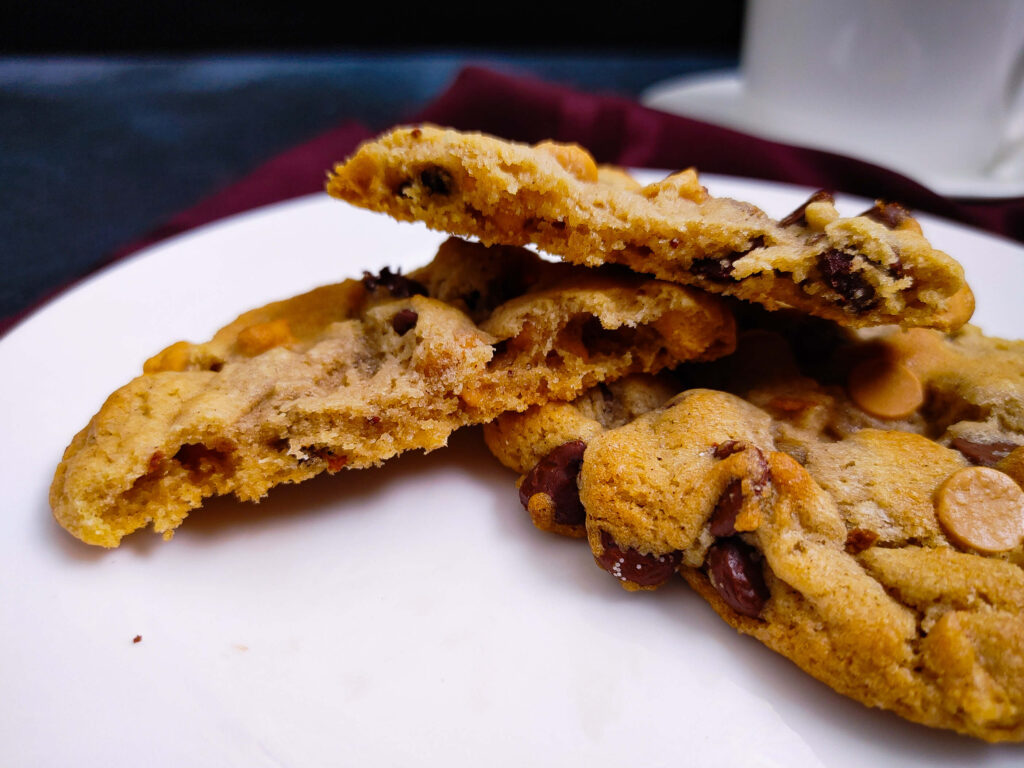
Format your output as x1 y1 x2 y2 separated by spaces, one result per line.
780 190 834 228
362 267 428 298
691 237 765 283
709 479 743 537
951 438 1020 467
419 166 454 195
713 440 747 459
817 249 878 312
391 308 418 335
596 531 679 588
173 443 232 477
845 528 879 554
519 440 587 526
860 201 912 229
691 256 735 283
887 255 906 279
706 537 769 618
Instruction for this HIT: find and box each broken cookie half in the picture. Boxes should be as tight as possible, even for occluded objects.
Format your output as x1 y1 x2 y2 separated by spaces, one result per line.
328 125 973 331
50 237 734 547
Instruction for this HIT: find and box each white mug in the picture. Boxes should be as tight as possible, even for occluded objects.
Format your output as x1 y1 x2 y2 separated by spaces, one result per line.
741 0 1024 186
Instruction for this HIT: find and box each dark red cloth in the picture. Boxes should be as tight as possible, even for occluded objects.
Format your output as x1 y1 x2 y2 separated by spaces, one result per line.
110 120 375 259
414 68 1023 241
121 66 1024 255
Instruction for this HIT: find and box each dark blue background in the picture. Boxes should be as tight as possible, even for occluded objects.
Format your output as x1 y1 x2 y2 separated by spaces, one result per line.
1 54 735 328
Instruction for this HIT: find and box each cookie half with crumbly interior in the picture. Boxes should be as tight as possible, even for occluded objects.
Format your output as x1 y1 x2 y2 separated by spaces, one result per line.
327 125 974 331
50 237 734 548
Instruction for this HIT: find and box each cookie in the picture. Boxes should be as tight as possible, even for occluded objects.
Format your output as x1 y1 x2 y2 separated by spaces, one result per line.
327 125 973 331
50 237 734 547
582 391 1024 742
486 325 1024 740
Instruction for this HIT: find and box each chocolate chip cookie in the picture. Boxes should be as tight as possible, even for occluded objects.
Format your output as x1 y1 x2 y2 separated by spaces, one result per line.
486 324 1024 741
51 237 734 547
327 126 973 330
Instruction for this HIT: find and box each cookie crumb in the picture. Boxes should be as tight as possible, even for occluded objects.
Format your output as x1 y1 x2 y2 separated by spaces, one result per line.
132 635 142 644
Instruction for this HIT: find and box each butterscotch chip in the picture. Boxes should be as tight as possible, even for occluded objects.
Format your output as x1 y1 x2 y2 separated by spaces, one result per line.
936 467 1024 554
236 318 295 356
143 340 193 373
536 140 599 183
847 357 923 419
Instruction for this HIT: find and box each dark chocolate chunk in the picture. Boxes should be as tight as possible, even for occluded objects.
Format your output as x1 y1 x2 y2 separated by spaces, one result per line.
709 479 743 537
690 237 766 283
362 267 428 298
519 440 588 526
596 531 680 588
860 201 912 229
713 440 747 459
706 537 770 618
817 249 878 312
419 166 454 195
951 438 1020 467
391 309 419 335
780 190 834 228
173 443 232 477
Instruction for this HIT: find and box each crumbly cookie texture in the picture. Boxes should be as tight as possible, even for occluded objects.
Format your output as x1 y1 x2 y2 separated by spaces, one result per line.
327 125 974 331
486 325 1024 740
51 237 734 548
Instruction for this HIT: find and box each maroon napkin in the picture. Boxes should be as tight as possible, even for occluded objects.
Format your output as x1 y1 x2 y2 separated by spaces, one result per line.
118 66 1024 259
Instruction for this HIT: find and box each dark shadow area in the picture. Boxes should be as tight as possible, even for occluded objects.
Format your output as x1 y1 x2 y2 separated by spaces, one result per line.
5 1 744 54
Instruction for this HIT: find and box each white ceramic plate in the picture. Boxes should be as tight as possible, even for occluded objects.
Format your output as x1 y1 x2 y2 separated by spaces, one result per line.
3 175 1023 767
642 72 1024 200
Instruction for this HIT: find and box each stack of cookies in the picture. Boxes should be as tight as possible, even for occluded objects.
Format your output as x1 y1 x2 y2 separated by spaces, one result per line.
51 126 1024 742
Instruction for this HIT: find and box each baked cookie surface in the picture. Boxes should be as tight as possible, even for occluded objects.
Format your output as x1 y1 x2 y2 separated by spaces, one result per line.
485 325 1024 741
328 125 973 331
51 237 734 547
